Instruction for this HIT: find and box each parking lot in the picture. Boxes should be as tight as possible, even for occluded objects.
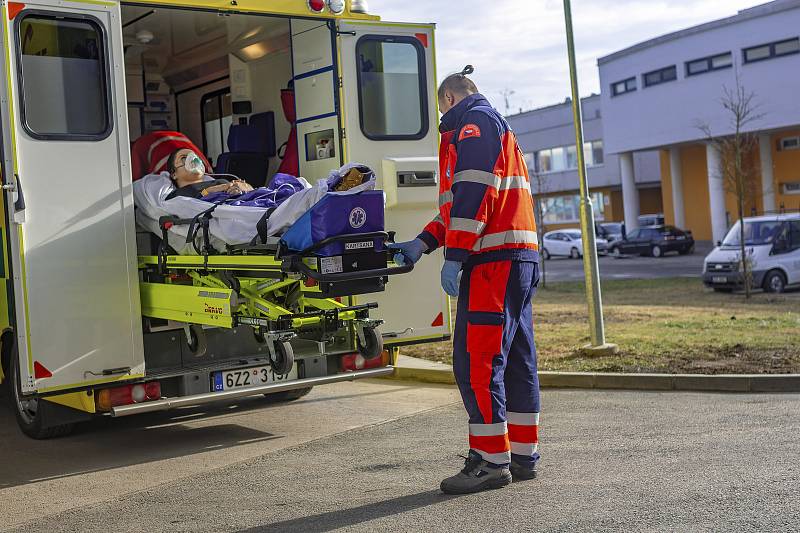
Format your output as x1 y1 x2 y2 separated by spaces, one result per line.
543 241 712 283
2 380 798 532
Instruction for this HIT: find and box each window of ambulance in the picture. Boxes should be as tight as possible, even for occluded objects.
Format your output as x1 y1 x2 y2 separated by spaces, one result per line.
356 35 428 140
201 88 233 166
16 14 111 139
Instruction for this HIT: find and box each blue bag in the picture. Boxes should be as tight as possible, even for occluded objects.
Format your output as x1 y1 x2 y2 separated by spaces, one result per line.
280 190 385 256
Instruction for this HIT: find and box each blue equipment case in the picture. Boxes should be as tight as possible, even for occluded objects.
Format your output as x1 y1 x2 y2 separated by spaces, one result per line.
280 190 385 256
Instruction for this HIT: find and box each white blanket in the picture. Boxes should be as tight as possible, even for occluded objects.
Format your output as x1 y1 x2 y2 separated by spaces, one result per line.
133 169 375 254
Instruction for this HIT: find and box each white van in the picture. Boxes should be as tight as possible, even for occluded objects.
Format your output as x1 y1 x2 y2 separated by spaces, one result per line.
702 214 800 293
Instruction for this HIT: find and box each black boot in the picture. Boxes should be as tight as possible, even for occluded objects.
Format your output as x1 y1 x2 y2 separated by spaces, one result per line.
510 457 537 481
440 450 512 495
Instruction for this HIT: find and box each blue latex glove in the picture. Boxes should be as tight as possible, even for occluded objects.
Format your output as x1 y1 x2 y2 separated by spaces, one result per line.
389 238 428 266
441 260 463 297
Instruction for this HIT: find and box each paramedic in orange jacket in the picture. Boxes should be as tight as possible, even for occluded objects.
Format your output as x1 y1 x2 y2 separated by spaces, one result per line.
390 66 540 495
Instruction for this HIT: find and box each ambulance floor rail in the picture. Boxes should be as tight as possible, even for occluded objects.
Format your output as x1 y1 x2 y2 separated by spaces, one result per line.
110 366 395 417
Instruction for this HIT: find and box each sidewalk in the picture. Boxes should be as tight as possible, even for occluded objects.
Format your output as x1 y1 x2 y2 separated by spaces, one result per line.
389 355 800 392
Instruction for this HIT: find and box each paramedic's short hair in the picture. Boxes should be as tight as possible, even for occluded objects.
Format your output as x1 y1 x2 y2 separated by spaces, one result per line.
438 65 477 101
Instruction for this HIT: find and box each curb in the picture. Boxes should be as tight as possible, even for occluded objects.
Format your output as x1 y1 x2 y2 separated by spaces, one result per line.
386 366 800 393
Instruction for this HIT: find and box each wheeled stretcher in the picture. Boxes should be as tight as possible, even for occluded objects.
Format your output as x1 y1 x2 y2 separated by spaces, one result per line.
137 190 412 378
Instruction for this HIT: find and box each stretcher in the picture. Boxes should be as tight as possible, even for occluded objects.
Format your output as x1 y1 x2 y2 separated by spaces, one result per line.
137 191 412 378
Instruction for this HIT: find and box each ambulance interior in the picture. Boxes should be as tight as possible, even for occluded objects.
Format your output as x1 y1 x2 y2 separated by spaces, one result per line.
121 6 336 186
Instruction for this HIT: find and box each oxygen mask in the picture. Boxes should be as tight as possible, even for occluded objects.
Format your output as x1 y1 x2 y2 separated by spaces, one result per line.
184 152 205 176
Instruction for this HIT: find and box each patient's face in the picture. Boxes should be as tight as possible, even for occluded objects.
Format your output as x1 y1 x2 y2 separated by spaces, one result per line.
172 149 205 188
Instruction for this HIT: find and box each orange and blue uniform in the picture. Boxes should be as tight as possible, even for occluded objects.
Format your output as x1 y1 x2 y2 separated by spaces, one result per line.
419 93 540 467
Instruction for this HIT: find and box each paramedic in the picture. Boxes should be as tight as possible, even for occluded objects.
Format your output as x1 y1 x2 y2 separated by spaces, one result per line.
165 148 253 200
389 66 540 494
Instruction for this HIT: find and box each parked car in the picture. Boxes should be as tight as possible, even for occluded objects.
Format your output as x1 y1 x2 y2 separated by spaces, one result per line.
703 214 800 293
542 229 608 260
609 225 694 258
638 213 665 227
597 222 624 244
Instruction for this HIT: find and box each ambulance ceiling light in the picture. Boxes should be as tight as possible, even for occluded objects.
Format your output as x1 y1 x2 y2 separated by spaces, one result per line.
308 0 325 13
351 0 369 13
327 0 345 14
238 42 270 61
136 29 154 44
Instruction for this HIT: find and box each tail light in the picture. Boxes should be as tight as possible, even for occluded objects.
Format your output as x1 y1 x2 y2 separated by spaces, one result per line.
308 0 325 12
340 350 389 371
96 381 161 411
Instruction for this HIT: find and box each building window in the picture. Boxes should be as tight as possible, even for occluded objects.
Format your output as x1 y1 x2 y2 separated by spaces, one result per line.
534 140 603 173
16 14 112 140
523 152 535 168
685 52 733 76
611 77 636 96
643 65 677 87
743 37 800 63
779 136 800 151
541 192 605 224
356 35 428 140
201 88 232 165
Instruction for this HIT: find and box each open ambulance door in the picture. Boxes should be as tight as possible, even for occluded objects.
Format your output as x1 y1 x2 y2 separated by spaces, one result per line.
0 1 144 395
337 20 451 346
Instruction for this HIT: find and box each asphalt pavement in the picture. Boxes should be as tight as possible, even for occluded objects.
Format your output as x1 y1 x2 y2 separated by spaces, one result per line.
543 241 712 283
3 384 798 532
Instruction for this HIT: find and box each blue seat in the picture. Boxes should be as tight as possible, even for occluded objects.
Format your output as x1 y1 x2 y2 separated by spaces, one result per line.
215 111 276 188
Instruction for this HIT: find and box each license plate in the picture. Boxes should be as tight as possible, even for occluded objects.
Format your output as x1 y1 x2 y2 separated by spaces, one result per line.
677 236 686 240
212 364 298 392
712 276 727 283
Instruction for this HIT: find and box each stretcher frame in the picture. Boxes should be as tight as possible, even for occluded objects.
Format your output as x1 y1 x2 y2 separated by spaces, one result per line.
137 216 412 374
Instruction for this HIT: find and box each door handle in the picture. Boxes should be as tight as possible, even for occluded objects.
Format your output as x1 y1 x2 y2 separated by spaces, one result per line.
13 174 24 211
2 174 25 212
397 171 437 187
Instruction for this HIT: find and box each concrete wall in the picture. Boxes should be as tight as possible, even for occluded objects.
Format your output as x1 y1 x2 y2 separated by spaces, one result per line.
599 1 800 154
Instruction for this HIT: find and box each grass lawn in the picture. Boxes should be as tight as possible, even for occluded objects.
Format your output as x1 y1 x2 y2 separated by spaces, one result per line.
400 277 800 374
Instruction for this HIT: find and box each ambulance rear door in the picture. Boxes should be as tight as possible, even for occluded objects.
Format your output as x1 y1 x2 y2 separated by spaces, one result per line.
337 20 450 346
0 1 144 394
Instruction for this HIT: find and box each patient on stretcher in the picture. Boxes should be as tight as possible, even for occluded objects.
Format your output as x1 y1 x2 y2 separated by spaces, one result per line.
132 144 379 254
165 148 254 200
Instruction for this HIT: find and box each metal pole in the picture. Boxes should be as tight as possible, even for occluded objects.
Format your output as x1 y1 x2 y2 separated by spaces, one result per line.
562 0 609 349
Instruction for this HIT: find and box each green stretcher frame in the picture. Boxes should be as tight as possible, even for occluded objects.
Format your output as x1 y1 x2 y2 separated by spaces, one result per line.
138 254 364 331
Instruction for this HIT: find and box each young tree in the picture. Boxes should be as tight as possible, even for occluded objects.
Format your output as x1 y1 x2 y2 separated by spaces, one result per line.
697 80 763 298
530 165 551 288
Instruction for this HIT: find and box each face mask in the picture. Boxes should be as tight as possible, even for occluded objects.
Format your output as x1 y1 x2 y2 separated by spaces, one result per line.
182 152 205 176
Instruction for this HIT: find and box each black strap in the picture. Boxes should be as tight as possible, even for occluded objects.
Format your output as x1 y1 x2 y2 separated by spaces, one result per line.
254 207 276 245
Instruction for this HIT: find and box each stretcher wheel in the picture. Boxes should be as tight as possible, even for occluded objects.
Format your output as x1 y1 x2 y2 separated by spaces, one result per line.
270 341 294 376
186 325 207 357
357 327 383 361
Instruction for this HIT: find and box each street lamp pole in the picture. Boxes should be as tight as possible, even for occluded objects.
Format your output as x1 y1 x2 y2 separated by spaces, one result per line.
561 0 617 353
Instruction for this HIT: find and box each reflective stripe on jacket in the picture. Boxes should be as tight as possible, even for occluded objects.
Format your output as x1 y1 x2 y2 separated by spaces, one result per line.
417 93 538 263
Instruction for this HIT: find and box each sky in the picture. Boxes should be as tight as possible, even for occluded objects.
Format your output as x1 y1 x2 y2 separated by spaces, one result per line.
368 0 767 114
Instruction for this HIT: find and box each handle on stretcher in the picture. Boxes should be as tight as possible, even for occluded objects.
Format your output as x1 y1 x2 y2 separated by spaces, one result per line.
280 231 414 282
293 258 414 283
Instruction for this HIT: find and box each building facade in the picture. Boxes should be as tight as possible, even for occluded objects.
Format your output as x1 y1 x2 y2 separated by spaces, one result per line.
507 95 662 232
598 0 800 242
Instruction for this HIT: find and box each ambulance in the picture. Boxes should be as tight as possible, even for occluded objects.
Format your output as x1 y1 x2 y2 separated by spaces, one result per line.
0 0 449 438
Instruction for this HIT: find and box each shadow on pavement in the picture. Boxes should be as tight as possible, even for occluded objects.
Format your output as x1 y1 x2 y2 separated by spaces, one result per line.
0 381 436 490
0 397 283 489
240 490 454 533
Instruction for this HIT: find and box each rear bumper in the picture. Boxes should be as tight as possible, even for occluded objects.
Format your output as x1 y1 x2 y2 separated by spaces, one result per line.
702 270 766 288
110 366 394 417
662 240 694 252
